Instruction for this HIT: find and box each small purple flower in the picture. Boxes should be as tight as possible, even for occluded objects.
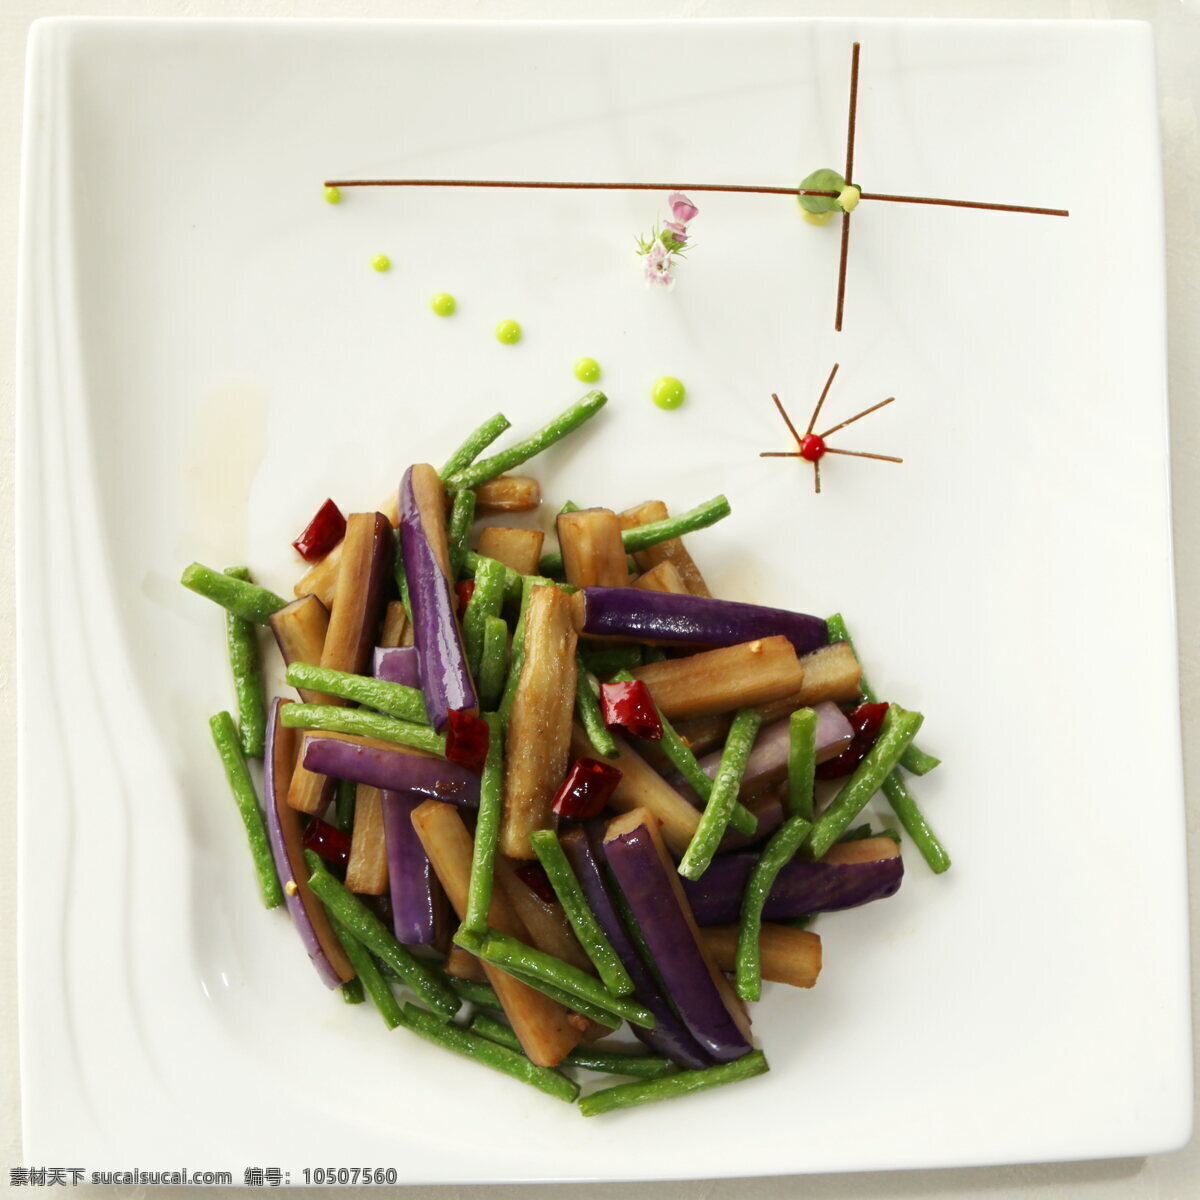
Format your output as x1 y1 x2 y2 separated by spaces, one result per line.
663 221 689 242
668 191 699 225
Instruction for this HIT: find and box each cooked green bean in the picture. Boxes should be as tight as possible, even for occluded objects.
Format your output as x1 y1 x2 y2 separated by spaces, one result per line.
881 771 949 872
463 713 504 937
610 669 756 837
475 930 655 1029
442 974 503 1010
578 1051 769 1117
341 978 365 1004
305 852 460 1020
401 1004 579 1103
462 552 523 605
334 777 357 833
439 412 512 481
181 562 286 624
735 814 813 1002
807 705 925 860
222 567 267 757
826 613 940 775
463 555 507 677
445 391 607 491
539 494 731 576
641 646 668 665
208 711 283 908
477 616 509 711
330 917 405 1029
529 830 632 996
446 487 477 579
574 659 617 758
578 645 643 677
787 707 818 821
678 709 763 881
285 663 429 725
280 703 445 756
558 499 581 514
470 1013 673 1079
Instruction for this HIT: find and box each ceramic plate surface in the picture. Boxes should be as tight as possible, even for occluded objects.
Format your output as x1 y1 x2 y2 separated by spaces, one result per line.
17 16 1190 1182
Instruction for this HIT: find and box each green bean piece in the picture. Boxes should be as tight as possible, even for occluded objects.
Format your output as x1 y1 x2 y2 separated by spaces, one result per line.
529 830 633 996
474 929 655 1029
463 555 507 678
341 978 365 1004
477 616 509 711
222 567 267 757
678 709 763 881
401 1004 579 1103
280 703 446 756
330 917 405 1029
735 814 813 1002
453 928 622 1025
463 714 504 937
470 1014 674 1079
442 974 503 1010
394 535 413 623
578 1051 769 1117
208 712 283 908
439 412 512 481
305 852 460 1020
807 705 925 860
462 552 523 604
881 771 950 873
446 487 477 579
787 707 818 821
826 613 941 775
445 391 607 491
498 574 550 724
558 499 581 514
642 646 668 665
285 663 429 725
578 645 643 677
334 777 357 833
539 494 731 577
181 562 286 624
609 669 756 837
574 660 618 758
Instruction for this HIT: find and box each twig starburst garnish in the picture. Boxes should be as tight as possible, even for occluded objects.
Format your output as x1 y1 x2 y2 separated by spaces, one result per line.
759 363 902 494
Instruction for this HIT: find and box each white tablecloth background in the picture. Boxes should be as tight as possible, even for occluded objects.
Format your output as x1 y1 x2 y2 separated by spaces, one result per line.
2 1 1197 1195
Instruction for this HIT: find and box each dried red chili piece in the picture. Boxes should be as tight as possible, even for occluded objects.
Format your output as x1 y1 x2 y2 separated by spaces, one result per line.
551 757 623 820
815 701 889 779
292 498 347 562
445 708 490 775
455 580 476 618
514 861 558 904
301 816 352 868
600 680 663 741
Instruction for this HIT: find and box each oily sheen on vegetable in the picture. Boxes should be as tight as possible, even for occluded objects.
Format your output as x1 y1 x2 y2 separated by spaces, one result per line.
184 393 947 1117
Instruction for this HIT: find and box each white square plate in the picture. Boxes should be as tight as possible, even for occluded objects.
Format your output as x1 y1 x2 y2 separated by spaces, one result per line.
18 16 1191 1183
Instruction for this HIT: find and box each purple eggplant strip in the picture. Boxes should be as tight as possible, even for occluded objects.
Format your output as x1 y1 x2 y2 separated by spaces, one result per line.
262 700 344 988
560 826 713 1070
683 849 905 927
374 645 421 689
603 817 754 1064
399 466 477 730
304 736 479 807
577 586 828 656
381 790 446 945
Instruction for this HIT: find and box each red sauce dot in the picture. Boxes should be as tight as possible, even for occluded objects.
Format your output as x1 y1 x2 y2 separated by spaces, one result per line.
800 434 826 462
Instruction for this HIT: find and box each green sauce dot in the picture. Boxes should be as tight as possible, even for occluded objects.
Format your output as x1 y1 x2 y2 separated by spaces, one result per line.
324 185 342 205
651 377 686 410
431 292 457 316
496 319 522 345
371 254 392 273
574 357 601 383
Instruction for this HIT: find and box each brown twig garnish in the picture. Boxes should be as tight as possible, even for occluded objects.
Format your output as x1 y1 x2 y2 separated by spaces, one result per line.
759 364 902 493
834 42 861 332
